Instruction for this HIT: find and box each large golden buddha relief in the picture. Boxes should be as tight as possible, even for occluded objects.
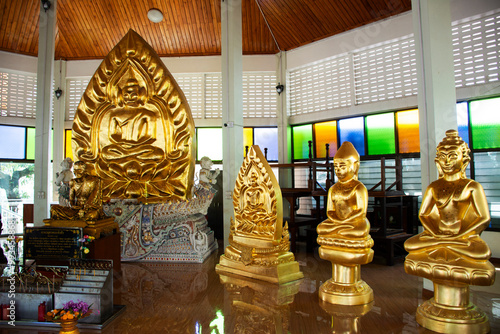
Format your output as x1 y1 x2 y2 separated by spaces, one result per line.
232 145 283 248
72 30 195 203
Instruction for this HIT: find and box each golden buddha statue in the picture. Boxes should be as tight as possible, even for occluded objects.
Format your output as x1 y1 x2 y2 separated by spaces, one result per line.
50 161 106 221
404 129 495 333
45 161 117 238
72 29 195 203
216 145 303 284
316 141 374 305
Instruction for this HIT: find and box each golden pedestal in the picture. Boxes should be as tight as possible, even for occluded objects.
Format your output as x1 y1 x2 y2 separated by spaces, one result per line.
416 282 489 334
405 254 495 334
43 217 118 239
318 246 374 306
217 252 303 284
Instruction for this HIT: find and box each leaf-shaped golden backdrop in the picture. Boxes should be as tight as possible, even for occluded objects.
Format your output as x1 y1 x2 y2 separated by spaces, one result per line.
72 30 195 203
232 145 282 248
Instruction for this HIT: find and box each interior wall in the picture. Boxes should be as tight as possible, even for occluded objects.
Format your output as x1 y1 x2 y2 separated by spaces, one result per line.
287 0 500 70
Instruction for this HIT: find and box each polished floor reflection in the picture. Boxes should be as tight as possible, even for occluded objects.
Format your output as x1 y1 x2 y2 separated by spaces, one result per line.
2 241 499 333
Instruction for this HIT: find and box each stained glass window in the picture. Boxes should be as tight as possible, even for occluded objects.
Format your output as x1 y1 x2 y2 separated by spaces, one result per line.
396 109 419 153
26 127 35 160
338 117 365 156
314 121 337 159
254 127 278 161
197 128 223 161
470 97 500 149
0 125 26 159
65 129 73 160
292 124 313 160
365 113 396 155
456 102 470 145
243 128 253 157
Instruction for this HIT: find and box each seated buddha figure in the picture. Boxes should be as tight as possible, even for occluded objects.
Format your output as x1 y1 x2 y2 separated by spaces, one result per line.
50 161 106 221
317 141 373 253
237 169 273 235
405 130 493 278
404 130 494 333
316 142 373 306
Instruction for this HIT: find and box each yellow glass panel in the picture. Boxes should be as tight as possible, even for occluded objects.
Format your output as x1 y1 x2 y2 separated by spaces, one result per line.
65 129 73 160
396 109 420 153
243 128 253 157
314 121 337 159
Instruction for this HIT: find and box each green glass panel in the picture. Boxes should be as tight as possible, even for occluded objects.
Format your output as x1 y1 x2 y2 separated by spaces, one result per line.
470 97 500 149
292 124 313 160
365 113 395 155
26 127 35 160
197 128 223 161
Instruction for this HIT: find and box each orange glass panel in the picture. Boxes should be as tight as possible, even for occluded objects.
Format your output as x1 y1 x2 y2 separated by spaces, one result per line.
314 121 337 159
396 109 420 153
243 128 253 157
65 130 73 160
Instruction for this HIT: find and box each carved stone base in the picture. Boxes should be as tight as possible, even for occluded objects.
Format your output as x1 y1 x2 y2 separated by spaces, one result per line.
43 217 118 239
215 253 303 284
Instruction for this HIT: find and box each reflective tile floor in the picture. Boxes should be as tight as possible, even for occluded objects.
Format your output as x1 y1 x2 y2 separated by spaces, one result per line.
1 241 499 333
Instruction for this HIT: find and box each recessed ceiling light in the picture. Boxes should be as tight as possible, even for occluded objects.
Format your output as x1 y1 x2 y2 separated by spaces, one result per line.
147 8 163 23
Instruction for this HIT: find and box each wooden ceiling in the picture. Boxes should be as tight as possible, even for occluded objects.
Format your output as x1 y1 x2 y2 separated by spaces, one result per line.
0 0 411 60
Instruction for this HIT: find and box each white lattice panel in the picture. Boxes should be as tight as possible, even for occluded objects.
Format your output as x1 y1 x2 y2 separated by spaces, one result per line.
173 74 204 119
288 55 352 116
204 74 222 119
0 71 37 118
242 72 277 118
353 37 417 104
453 13 500 88
66 78 90 122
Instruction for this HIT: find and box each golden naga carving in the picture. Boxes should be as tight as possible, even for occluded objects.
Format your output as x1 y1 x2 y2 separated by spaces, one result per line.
216 145 303 284
404 129 495 334
316 141 374 306
72 29 195 203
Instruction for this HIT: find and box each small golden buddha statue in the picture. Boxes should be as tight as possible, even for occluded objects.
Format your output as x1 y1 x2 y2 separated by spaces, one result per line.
404 129 495 333
216 145 303 284
50 161 106 221
317 141 374 305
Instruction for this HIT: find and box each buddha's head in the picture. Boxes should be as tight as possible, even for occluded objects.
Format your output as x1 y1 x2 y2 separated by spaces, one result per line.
435 130 470 178
73 161 87 178
115 78 147 107
334 142 360 182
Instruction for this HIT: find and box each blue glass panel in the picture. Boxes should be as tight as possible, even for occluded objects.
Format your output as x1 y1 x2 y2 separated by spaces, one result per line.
338 117 365 156
456 102 469 145
0 126 26 159
254 127 278 161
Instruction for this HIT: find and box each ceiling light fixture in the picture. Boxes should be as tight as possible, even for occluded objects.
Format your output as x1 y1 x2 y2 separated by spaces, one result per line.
147 8 164 23
41 0 51 12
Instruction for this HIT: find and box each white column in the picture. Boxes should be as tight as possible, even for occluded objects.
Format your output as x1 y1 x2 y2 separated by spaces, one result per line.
34 0 57 224
276 52 292 188
52 60 66 202
221 0 244 247
412 0 458 188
